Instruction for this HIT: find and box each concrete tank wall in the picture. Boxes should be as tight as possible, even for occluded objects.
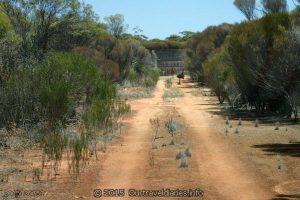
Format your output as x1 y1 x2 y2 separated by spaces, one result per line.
153 49 185 75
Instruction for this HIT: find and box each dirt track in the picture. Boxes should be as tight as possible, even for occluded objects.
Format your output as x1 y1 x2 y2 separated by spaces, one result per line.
89 77 273 200
23 76 300 200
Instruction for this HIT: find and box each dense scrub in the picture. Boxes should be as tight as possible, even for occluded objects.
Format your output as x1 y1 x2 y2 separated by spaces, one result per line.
143 39 186 50
185 23 232 82
0 0 159 175
186 7 300 119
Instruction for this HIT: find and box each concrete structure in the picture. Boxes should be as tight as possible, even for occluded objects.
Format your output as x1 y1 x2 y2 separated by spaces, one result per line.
153 49 185 75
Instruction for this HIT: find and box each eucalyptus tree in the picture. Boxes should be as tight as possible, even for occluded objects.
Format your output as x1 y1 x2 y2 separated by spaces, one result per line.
104 14 128 38
261 0 288 13
234 0 256 20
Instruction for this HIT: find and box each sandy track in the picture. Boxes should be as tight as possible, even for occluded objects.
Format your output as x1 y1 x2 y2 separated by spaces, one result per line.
2 77 299 200
93 77 273 200
177 81 272 200
94 78 165 198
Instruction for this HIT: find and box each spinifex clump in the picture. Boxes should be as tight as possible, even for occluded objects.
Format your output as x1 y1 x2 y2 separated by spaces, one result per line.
185 148 192 158
179 156 189 168
165 118 177 145
176 150 186 160
176 148 192 168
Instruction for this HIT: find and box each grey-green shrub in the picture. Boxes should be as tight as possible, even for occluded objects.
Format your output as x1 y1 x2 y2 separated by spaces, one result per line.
163 87 184 99
165 78 173 88
124 66 160 88
165 118 177 137
176 150 185 160
185 148 192 158
179 156 188 168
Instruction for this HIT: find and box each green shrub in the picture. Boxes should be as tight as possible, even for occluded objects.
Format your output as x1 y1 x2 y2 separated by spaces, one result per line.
42 131 68 162
30 52 127 174
185 23 232 82
35 52 101 128
127 68 139 85
0 67 37 129
203 46 236 104
165 78 173 88
70 130 89 174
165 118 177 137
0 9 12 38
143 78 155 88
124 66 160 88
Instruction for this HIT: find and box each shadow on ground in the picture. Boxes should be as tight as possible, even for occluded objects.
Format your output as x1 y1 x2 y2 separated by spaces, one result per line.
253 143 300 157
271 194 300 200
179 78 300 127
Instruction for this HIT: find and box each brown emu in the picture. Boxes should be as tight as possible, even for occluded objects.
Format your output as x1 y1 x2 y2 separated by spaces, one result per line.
177 70 185 85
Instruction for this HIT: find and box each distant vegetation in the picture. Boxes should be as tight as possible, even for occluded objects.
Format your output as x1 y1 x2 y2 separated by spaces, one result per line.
143 39 186 50
185 0 300 120
142 31 194 50
0 0 159 174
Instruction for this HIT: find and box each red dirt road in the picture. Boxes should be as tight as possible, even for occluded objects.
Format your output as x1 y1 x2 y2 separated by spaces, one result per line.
92 77 273 200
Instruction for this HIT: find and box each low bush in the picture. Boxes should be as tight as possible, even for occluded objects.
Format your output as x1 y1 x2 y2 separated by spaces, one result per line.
0 52 130 175
163 87 184 99
124 66 160 89
117 87 153 99
165 78 173 88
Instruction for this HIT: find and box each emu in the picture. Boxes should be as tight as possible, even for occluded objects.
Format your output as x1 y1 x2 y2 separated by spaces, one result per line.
177 70 185 85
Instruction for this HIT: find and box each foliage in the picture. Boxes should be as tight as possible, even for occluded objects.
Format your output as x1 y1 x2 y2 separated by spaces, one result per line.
117 87 153 99
166 34 183 42
108 39 153 80
234 0 256 20
0 67 37 128
0 0 154 177
261 0 287 14
179 31 195 41
0 5 12 38
104 14 128 38
185 23 232 82
73 46 120 79
0 31 22 83
2 0 106 56
165 78 173 88
165 118 177 137
81 78 117 132
143 40 185 50
163 87 184 99
125 66 160 88
227 12 300 116
35 53 101 128
203 45 237 104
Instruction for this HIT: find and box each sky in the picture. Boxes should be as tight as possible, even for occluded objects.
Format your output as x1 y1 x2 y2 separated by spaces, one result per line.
83 0 297 39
